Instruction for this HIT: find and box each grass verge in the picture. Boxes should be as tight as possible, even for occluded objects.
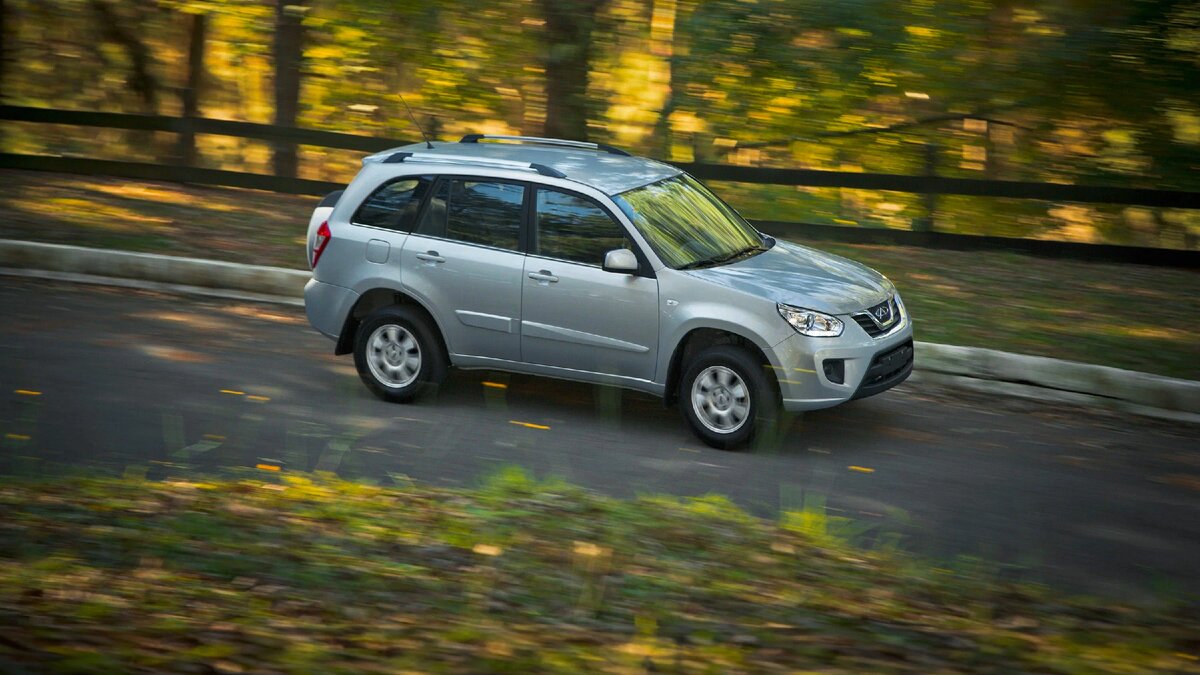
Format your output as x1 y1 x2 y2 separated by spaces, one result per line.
2 169 1196 379
1 469 1197 673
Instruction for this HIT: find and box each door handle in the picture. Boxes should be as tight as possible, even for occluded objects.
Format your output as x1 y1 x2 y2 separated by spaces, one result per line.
415 251 445 263
527 270 559 283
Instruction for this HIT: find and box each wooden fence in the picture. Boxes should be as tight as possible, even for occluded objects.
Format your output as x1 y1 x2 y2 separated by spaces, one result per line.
2 105 1196 267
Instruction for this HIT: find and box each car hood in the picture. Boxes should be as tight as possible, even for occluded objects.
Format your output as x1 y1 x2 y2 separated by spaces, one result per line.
681 240 890 315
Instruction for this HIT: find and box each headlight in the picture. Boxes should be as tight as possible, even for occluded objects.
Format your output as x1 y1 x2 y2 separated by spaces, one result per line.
778 304 843 337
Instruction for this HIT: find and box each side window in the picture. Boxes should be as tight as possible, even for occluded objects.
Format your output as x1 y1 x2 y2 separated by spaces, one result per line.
414 179 525 251
414 180 449 238
353 177 431 231
535 188 629 265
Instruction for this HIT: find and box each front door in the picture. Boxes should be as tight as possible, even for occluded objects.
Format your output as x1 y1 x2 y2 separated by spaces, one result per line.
400 177 527 361
520 187 659 381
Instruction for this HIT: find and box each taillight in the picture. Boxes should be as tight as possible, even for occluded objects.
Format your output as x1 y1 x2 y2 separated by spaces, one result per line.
311 221 331 268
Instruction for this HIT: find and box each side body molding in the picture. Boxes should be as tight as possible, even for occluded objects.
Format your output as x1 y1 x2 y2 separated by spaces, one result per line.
455 310 515 334
521 320 651 354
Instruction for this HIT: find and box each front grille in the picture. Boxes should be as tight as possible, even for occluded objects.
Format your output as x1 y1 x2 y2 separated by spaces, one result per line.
852 296 900 338
852 314 884 337
852 340 914 400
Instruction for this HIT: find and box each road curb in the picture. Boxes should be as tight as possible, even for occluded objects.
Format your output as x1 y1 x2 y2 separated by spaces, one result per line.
0 267 303 307
0 240 309 297
2 240 1196 422
912 343 1200 421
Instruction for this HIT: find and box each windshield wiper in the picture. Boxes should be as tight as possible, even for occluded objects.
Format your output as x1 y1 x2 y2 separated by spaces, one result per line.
726 243 769 262
678 244 767 270
677 253 731 270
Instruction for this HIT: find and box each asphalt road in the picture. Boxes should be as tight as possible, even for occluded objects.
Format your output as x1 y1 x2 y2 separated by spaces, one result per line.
2 277 1197 600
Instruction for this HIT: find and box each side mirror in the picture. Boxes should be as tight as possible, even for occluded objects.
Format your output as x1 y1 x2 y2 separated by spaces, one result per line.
602 248 639 274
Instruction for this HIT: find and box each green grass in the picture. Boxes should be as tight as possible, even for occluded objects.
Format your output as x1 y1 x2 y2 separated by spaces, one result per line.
2 169 1196 379
781 239 1200 380
0 169 316 269
1 469 1196 673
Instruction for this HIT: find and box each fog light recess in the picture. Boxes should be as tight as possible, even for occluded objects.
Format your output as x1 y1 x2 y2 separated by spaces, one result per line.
823 359 845 384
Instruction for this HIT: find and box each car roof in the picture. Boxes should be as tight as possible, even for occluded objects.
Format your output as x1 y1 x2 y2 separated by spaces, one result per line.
367 140 682 196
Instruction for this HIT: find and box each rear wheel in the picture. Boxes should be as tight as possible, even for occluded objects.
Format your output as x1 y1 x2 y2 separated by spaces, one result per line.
354 306 445 403
680 345 776 450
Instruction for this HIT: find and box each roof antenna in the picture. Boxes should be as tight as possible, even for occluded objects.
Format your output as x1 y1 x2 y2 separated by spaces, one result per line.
399 94 434 149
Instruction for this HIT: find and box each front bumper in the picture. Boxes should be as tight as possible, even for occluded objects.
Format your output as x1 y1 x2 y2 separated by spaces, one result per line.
770 309 914 412
851 339 914 400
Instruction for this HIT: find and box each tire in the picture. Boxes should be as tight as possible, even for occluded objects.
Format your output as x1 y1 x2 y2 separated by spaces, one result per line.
353 306 446 403
679 344 777 450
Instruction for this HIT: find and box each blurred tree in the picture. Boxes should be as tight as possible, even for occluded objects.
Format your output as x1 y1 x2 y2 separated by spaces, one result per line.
273 0 306 177
0 0 7 102
301 0 438 137
177 10 207 166
88 0 161 114
537 0 607 140
1 0 1196 242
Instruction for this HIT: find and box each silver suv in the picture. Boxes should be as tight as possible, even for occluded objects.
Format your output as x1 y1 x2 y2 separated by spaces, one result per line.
304 135 913 448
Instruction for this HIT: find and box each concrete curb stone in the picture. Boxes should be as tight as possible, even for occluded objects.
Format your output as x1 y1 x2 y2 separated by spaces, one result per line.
914 343 1200 417
2 239 1196 422
0 240 308 297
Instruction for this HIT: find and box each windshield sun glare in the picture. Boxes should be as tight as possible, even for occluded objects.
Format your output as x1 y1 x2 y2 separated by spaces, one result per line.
615 175 765 269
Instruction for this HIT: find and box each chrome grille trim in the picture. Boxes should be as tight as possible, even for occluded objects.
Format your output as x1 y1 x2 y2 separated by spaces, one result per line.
851 295 904 339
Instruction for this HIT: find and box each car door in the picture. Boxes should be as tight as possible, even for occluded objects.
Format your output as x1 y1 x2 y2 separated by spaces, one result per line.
520 186 659 381
399 176 527 362
345 175 432 277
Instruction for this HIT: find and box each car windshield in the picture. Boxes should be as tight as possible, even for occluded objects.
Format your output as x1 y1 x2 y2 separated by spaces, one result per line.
614 174 766 269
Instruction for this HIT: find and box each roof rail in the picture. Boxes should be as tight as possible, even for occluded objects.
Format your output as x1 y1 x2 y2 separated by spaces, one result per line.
381 151 566 179
459 134 631 157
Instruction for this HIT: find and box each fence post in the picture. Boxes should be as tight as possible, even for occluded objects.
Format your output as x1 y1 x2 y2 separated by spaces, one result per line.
915 141 939 232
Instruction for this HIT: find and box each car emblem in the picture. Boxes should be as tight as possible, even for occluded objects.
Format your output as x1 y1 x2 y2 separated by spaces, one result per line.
875 304 890 322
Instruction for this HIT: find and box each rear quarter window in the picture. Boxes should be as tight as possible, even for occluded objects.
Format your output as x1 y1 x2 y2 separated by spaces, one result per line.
353 177 432 231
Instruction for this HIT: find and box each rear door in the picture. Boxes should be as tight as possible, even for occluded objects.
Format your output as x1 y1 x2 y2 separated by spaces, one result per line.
347 176 431 271
399 177 528 361
520 186 659 381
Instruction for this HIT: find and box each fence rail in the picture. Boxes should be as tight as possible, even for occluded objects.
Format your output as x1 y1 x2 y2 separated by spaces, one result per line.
6 105 1198 209
0 153 342 196
678 163 1200 209
0 105 406 153
2 105 1197 267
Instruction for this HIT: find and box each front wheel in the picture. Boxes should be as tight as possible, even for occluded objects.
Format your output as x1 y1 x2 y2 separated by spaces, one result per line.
353 306 446 403
680 345 777 450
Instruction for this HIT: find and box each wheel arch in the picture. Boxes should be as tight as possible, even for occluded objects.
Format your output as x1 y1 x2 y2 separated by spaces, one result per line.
663 326 780 407
335 287 450 366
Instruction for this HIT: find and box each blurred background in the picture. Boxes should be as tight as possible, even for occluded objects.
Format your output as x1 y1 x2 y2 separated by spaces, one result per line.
1 6 1199 669
1 0 1198 248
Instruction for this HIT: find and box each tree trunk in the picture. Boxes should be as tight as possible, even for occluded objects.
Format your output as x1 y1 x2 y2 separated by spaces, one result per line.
177 12 207 167
0 0 7 103
652 54 679 158
89 0 159 113
272 0 306 178
537 0 605 141
650 0 681 159
0 0 6 150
